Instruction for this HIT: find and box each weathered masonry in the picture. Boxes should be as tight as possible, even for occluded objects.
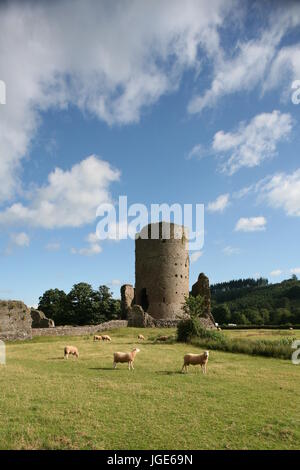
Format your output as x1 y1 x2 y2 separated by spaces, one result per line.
135 222 189 320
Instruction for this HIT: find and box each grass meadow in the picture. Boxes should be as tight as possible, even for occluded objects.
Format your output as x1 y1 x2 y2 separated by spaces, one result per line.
0 327 299 450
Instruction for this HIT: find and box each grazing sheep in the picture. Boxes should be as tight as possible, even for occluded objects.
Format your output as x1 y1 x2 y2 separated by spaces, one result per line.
217 327 222 331
94 335 102 341
157 335 169 342
289 327 293 330
113 348 140 370
138 334 145 340
64 346 79 359
182 350 209 374
101 335 111 341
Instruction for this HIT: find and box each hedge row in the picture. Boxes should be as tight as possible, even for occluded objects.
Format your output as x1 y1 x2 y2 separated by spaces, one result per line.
219 324 300 330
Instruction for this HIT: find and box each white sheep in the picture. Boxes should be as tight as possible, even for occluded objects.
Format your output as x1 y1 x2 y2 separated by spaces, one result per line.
157 335 169 342
113 348 140 370
94 335 102 341
64 345 79 359
138 334 145 340
101 335 111 342
182 350 209 374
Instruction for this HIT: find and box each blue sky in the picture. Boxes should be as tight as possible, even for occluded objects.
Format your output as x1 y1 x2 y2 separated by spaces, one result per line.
0 0 300 306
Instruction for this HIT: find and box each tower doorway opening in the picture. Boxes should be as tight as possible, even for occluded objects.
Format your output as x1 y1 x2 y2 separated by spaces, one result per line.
140 288 149 311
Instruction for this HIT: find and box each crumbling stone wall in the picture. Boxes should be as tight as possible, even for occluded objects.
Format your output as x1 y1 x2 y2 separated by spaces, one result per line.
0 300 32 340
120 284 135 319
32 319 128 337
135 222 189 320
191 272 216 327
31 308 55 328
127 305 155 328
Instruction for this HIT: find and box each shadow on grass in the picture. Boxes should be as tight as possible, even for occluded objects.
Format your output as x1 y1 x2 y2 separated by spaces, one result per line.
89 367 115 371
47 357 65 360
155 370 182 376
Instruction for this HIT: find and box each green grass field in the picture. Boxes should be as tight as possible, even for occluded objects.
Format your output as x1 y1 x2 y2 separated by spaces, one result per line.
223 328 300 341
0 327 299 450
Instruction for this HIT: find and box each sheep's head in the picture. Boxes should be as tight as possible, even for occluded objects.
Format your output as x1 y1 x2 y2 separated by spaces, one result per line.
204 350 209 357
133 348 140 353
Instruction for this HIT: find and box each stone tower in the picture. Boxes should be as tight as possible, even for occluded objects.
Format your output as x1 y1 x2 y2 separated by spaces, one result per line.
135 222 189 320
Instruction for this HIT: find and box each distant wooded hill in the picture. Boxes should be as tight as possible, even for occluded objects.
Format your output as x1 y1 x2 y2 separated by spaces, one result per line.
211 276 300 325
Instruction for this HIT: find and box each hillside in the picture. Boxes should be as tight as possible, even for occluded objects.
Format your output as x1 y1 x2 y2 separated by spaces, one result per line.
211 277 300 325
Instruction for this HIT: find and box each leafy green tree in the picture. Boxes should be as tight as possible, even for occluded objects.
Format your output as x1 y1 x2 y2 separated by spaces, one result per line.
93 285 121 323
39 283 121 326
67 282 95 325
276 297 290 309
232 311 249 325
212 304 231 324
38 288 69 325
182 294 205 318
178 295 205 342
286 285 300 300
244 308 263 325
260 308 270 324
273 308 292 325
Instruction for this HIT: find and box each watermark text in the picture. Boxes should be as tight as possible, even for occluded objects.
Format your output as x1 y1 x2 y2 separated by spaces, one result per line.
292 339 300 365
0 80 6 104
96 196 204 251
0 340 6 365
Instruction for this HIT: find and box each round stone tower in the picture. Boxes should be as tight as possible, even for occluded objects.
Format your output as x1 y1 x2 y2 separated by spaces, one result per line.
135 222 189 320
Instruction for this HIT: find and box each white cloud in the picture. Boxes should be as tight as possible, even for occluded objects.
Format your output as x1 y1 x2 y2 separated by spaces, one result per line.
270 269 282 277
235 216 266 232
290 267 300 275
45 242 61 252
86 232 99 244
264 44 300 96
190 251 203 263
0 155 120 228
223 246 240 256
188 5 300 113
186 144 208 160
212 111 293 174
71 231 102 257
257 169 300 217
111 279 121 286
71 244 102 257
0 0 235 204
10 232 30 247
207 193 229 213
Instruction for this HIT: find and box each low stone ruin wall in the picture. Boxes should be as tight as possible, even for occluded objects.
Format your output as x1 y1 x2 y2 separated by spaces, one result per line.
0 300 32 341
154 319 182 328
32 319 128 337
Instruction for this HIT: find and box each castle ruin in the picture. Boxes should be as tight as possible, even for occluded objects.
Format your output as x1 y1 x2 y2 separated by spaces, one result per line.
135 222 189 320
121 221 215 327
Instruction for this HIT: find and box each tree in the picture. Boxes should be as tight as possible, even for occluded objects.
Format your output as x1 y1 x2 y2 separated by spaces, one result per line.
182 295 205 319
38 288 69 325
231 311 249 325
93 285 121 323
212 304 231 324
244 308 263 325
67 282 95 325
273 308 292 325
260 308 270 324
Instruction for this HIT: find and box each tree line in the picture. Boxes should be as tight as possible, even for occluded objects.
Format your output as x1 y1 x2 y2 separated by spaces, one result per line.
38 283 121 326
210 277 268 296
211 276 300 326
